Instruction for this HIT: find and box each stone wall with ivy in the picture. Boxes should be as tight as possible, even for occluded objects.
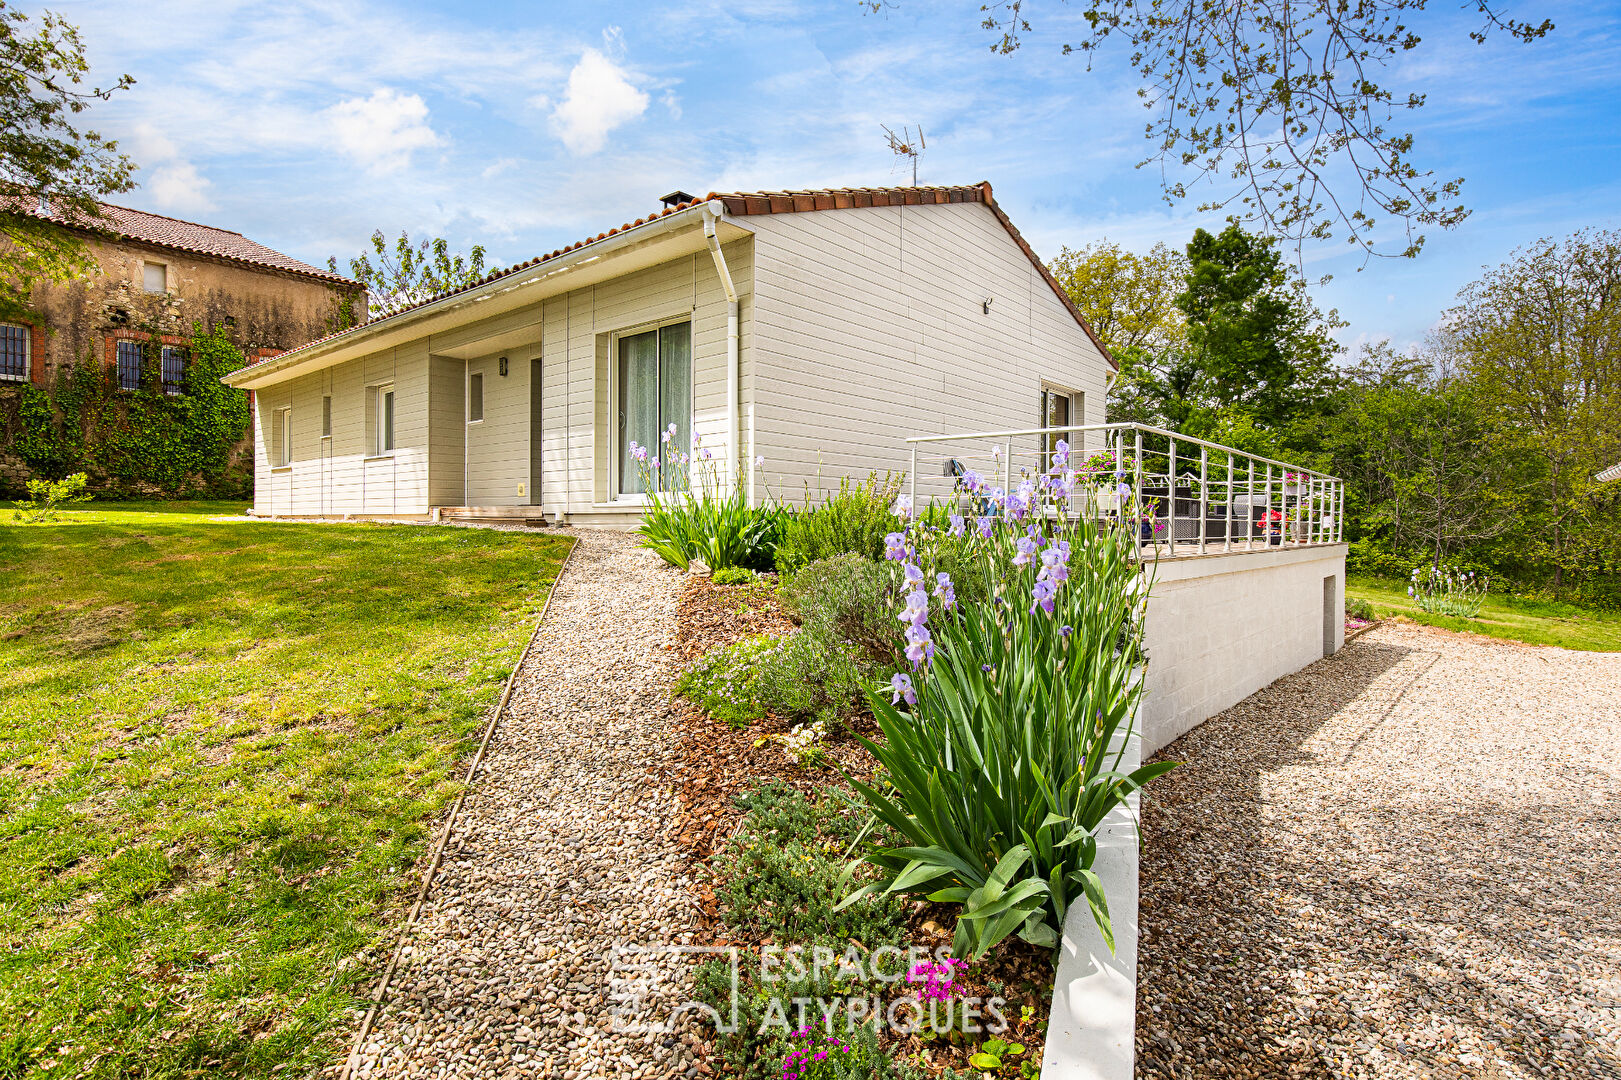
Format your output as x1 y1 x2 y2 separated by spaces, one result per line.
0 325 253 499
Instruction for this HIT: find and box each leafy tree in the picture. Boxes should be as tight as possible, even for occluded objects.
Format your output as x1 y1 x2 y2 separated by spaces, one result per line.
1442 228 1621 593
330 231 489 317
0 3 135 322
1176 223 1344 434
880 0 1551 261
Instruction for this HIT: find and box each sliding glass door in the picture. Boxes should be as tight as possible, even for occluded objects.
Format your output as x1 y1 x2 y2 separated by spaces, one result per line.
616 321 691 495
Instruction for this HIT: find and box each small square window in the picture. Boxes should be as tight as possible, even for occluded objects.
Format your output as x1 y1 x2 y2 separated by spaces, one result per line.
143 262 167 293
322 395 332 437
161 346 187 396
0 323 29 382
469 372 484 423
116 340 143 390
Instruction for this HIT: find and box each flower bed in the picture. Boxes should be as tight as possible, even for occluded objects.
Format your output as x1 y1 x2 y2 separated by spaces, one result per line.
658 440 1174 1076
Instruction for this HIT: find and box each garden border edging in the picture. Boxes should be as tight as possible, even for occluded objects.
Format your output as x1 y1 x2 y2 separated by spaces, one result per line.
1040 717 1140 1079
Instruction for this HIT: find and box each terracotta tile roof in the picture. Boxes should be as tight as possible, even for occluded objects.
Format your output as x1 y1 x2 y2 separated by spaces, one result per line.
32 200 358 287
249 182 1113 368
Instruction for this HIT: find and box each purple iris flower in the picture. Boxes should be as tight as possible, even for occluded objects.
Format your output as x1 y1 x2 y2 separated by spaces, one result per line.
933 572 956 611
1116 482 1132 500
903 562 926 587
890 672 917 706
1060 624 1073 637
948 514 965 538
976 516 995 539
629 441 648 462
650 455 660 468
1030 578 1058 615
961 469 982 493
898 588 929 626
905 623 934 668
1013 537 1038 567
883 532 907 561
893 494 914 522
1051 438 1070 470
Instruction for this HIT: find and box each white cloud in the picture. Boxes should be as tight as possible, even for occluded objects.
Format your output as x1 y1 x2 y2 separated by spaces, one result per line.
325 88 442 173
549 49 649 155
147 161 217 214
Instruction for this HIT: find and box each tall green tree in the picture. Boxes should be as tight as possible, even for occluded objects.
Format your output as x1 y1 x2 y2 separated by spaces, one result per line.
1443 228 1621 592
1177 223 1344 431
0 3 135 321
330 231 489 318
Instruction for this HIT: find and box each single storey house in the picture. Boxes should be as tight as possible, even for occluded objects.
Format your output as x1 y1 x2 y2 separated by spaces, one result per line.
224 183 1116 524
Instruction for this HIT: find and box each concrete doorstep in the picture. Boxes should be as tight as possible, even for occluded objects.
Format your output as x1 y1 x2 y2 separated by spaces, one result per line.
1041 720 1141 1080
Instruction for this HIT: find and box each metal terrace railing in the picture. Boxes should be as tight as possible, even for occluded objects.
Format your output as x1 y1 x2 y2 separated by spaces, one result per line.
904 422 1344 557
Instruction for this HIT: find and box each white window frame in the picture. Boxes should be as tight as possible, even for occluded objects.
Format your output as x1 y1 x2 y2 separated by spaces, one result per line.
468 371 484 424
142 261 167 294
0 322 29 383
274 406 292 468
1040 383 1083 459
609 315 694 502
372 383 396 456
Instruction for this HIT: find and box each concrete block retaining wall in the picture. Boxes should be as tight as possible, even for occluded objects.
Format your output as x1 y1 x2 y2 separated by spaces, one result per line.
1139 544 1347 755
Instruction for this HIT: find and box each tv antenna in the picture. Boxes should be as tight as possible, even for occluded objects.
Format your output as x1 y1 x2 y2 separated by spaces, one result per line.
882 124 925 186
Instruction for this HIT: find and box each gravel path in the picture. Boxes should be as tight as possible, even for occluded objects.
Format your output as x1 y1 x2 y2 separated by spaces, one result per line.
351 529 702 1080
1137 621 1621 1079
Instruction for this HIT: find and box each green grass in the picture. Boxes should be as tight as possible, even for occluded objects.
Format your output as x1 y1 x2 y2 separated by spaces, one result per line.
1348 574 1621 651
0 508 572 1078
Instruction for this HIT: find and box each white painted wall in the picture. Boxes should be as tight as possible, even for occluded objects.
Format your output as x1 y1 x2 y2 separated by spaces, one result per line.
1139 545 1348 754
250 347 430 518
746 201 1111 506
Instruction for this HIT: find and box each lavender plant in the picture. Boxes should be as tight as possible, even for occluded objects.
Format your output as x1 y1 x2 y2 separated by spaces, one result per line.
837 442 1174 959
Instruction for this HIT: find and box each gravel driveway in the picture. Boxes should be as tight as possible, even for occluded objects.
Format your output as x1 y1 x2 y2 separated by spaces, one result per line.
1137 621 1621 1079
351 530 700 1079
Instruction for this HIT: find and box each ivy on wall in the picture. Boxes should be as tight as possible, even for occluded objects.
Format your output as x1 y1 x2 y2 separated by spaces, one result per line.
0 324 252 498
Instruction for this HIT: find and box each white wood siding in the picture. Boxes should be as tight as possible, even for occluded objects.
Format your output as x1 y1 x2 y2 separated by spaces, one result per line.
249 347 430 517
745 201 1110 505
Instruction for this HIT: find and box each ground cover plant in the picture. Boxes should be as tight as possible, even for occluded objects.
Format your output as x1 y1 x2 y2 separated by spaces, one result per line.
1346 574 1621 651
0 507 570 1079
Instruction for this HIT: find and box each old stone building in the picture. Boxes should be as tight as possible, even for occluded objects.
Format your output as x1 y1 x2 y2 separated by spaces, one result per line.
1 202 365 495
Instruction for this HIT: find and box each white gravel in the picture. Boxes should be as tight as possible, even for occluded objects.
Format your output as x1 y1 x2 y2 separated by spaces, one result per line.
1137 620 1621 1079
349 529 703 1079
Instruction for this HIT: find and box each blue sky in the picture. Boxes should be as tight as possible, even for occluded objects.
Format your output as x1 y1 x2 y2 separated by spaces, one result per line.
55 0 1621 353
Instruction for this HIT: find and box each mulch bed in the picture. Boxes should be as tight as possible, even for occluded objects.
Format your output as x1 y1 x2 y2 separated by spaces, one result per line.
668 574 1055 1075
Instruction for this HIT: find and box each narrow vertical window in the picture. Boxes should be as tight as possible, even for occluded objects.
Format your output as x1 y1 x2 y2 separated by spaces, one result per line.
160 346 187 396
377 385 395 453
116 340 143 390
0 323 29 382
276 407 292 467
143 262 167 293
322 395 332 437
468 371 484 422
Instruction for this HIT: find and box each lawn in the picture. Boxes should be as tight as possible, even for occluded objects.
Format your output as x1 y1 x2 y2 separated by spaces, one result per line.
1347 573 1621 651
0 507 572 1079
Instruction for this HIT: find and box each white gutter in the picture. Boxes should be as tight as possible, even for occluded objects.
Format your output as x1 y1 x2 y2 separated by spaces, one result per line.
224 201 717 389
702 203 743 499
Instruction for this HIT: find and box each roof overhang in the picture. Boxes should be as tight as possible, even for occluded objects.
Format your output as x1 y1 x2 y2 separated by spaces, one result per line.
225 200 748 390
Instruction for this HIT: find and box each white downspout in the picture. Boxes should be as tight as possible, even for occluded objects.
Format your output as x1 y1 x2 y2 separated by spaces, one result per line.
702 203 742 500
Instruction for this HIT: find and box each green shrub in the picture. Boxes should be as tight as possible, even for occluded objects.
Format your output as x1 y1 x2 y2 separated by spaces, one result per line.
712 565 757 585
775 473 902 573
716 784 907 947
781 553 901 667
1345 596 1374 620
11 472 91 522
675 630 864 728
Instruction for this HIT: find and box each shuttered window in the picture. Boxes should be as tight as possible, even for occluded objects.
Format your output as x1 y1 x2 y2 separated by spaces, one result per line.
0 323 27 382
